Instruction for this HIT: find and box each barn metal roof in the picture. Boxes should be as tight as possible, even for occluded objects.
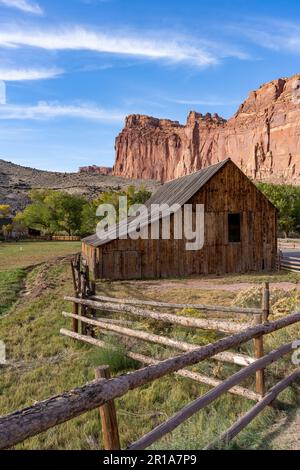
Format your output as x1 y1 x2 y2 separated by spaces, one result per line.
82 158 230 247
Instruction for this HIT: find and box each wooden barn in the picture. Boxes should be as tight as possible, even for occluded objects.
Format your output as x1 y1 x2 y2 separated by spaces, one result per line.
82 158 277 280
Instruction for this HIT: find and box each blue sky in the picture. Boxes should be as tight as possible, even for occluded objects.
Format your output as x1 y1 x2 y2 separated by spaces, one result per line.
0 0 300 172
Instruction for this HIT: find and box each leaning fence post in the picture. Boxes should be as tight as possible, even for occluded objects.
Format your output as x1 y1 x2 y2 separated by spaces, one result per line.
278 250 282 271
262 282 270 322
70 260 79 334
253 314 265 397
95 366 121 450
80 261 89 335
72 296 79 334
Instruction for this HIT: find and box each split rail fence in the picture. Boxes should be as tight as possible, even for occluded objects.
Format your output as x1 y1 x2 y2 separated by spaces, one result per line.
278 238 300 250
277 239 300 273
51 235 81 241
0 256 299 450
277 250 300 273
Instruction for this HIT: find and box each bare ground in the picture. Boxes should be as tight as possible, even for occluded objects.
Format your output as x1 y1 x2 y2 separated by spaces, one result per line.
272 410 300 450
125 278 300 292
260 392 300 450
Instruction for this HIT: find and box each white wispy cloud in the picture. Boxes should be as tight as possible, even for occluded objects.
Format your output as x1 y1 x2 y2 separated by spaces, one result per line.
0 0 43 15
231 18 300 54
0 101 126 121
0 68 62 81
0 24 242 67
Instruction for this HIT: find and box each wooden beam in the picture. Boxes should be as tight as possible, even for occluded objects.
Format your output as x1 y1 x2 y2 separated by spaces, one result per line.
62 312 254 366
64 297 251 334
1 313 299 450
72 300 79 334
61 330 260 401
253 314 265 397
262 283 270 322
70 260 79 334
204 369 300 450
70 260 78 295
90 295 262 315
127 343 295 450
95 366 121 450
95 318 134 326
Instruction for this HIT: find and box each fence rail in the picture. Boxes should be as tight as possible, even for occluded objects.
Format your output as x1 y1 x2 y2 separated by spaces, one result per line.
278 238 300 250
0 257 300 450
51 235 81 241
277 250 300 273
90 294 262 315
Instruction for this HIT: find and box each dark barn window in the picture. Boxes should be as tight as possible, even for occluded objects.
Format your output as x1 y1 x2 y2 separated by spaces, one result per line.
228 213 241 243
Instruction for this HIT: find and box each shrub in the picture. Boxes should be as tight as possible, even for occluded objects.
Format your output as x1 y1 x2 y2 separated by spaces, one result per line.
232 287 300 316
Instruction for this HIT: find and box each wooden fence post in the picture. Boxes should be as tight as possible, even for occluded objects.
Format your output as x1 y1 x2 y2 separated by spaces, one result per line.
95 366 121 450
89 280 96 338
253 282 269 397
72 297 79 334
253 314 265 397
262 282 270 322
278 250 282 272
80 261 88 335
70 260 79 334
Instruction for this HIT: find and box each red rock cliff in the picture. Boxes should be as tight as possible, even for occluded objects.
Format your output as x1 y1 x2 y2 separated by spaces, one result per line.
113 75 300 183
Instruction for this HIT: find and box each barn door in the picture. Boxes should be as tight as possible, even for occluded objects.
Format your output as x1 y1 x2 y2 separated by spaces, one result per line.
102 251 122 279
122 251 142 279
102 250 141 279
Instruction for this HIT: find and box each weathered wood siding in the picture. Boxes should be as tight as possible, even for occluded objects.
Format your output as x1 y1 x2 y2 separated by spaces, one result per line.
82 161 277 279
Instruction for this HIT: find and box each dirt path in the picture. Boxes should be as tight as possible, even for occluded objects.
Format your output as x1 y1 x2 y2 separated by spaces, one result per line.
269 408 300 450
128 279 300 292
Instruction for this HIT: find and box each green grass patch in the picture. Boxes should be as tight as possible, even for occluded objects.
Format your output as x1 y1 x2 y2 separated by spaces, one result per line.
88 339 138 373
0 269 26 315
0 241 80 271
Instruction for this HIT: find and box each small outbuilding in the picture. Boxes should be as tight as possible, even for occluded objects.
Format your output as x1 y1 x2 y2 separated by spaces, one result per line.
82 159 277 280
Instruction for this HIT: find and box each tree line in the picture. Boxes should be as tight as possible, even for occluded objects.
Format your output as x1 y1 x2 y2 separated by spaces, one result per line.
0 186 152 238
256 182 300 237
1 182 300 239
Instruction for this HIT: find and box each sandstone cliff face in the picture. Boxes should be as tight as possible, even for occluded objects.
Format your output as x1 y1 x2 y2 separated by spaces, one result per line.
113 75 300 184
79 165 112 175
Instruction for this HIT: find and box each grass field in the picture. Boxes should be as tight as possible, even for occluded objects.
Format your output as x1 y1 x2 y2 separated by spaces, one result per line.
0 242 299 450
0 241 81 271
0 269 26 316
0 241 81 317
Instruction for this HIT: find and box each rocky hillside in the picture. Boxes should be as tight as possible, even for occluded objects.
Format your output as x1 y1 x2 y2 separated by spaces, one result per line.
113 75 300 184
0 159 159 212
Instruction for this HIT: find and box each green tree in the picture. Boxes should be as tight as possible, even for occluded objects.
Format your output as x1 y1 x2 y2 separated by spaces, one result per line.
124 185 152 206
44 191 86 235
80 186 152 235
257 183 300 237
12 212 27 237
20 190 87 236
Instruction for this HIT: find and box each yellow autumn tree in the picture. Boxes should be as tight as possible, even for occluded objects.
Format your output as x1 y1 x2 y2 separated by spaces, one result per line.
0 204 11 219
